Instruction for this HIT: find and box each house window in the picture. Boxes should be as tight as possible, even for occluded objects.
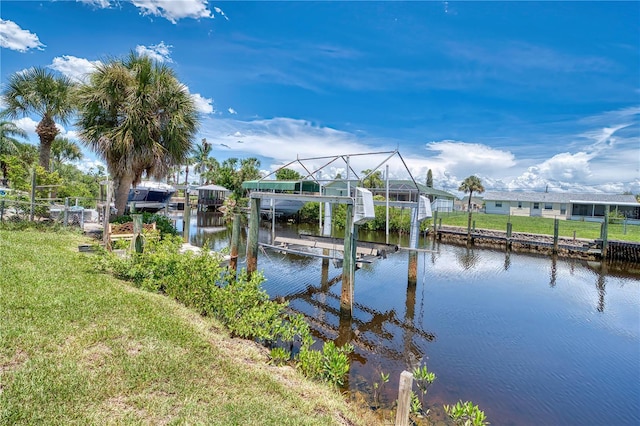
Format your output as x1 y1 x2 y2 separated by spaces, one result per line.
560 204 566 214
495 202 502 208
518 202 522 208
533 202 540 209
545 203 553 210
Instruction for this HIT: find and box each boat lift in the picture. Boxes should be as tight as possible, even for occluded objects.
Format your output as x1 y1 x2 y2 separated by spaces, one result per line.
244 150 433 318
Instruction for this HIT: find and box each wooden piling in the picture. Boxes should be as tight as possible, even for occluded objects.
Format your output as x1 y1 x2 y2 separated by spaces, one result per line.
553 218 559 254
432 210 438 239
131 214 144 253
602 209 609 259
395 370 414 426
182 195 191 243
408 251 418 286
341 203 355 317
229 213 241 273
246 197 261 275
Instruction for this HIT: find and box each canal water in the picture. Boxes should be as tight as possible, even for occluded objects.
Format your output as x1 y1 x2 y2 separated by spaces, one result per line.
180 213 640 425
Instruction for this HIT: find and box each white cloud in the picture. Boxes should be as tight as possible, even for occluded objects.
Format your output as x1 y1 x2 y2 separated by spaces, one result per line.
77 0 112 7
228 107 237 115
131 0 213 23
425 140 516 178
135 41 173 63
78 0 223 23
0 19 45 52
13 117 38 135
191 93 214 114
49 55 102 83
213 7 228 20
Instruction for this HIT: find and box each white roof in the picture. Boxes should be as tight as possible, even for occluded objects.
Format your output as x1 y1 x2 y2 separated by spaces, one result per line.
196 184 230 192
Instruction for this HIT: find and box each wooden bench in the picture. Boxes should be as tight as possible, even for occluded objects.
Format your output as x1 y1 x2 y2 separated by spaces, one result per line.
108 222 157 242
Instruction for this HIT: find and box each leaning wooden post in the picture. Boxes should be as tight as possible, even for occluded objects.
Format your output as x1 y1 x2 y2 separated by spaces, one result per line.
246 197 261 276
229 213 241 273
602 208 609 259
341 203 355 318
553 218 560 254
395 370 414 426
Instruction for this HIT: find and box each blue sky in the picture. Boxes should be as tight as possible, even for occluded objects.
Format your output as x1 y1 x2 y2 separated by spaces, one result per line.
1 0 639 195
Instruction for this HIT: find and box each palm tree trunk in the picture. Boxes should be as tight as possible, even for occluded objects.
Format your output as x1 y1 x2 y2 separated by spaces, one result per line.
113 174 133 217
466 190 473 243
36 116 59 172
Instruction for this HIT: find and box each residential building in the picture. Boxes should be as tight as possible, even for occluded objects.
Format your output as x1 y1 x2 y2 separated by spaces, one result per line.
483 191 639 222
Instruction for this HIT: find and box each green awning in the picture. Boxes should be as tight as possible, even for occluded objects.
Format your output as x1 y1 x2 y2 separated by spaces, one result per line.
242 180 320 193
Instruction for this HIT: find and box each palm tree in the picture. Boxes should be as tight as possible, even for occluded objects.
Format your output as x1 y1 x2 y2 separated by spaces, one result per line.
192 138 212 184
458 175 485 242
51 137 83 170
1 67 75 171
361 169 383 189
75 52 198 216
0 121 27 185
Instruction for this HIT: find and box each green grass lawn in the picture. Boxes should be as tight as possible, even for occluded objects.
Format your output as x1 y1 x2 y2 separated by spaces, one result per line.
0 229 377 425
435 211 640 242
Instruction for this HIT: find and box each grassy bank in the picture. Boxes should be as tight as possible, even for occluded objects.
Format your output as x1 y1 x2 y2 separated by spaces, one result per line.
435 211 640 242
0 229 377 425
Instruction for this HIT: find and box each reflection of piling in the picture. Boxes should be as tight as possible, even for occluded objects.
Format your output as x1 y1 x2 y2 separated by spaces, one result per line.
230 213 241 273
247 198 261 276
341 204 355 317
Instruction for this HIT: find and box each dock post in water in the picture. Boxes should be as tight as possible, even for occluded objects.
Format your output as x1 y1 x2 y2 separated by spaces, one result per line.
246 197 261 276
408 207 419 285
602 209 609 259
229 213 241 273
182 192 191 243
553 218 559 254
432 210 438 239
341 203 355 318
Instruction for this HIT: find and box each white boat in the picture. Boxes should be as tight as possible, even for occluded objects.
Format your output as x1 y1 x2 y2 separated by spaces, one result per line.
127 181 175 213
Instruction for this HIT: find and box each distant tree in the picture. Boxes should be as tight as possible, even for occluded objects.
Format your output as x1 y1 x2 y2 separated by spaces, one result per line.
458 175 485 242
1 67 75 171
51 137 83 170
361 169 383 189
275 167 302 180
192 138 212 184
0 121 27 184
426 169 433 188
208 157 261 198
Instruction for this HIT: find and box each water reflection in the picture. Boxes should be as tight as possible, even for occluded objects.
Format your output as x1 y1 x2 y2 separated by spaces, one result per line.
183 218 639 425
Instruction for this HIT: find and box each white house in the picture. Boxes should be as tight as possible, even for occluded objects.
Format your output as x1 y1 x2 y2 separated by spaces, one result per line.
483 191 639 222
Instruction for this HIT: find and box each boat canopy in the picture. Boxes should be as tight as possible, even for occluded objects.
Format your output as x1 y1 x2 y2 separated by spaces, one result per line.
242 180 320 193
